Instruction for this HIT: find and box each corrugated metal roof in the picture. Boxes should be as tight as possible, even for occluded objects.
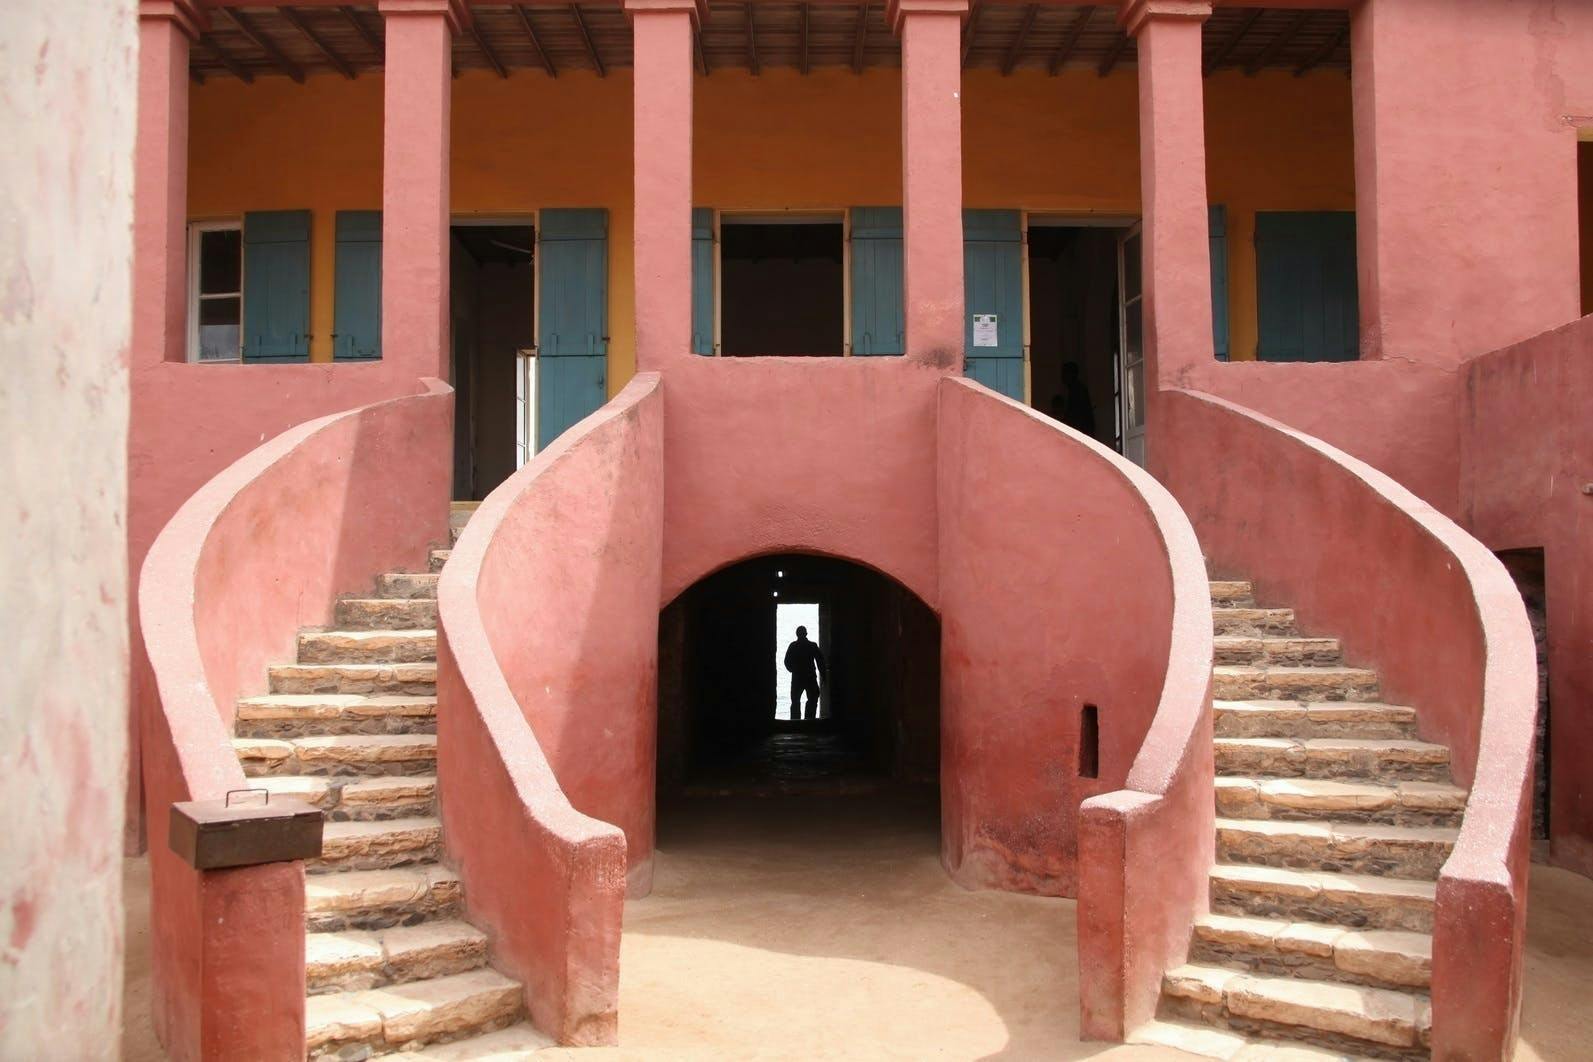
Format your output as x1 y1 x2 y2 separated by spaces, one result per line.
187 4 1350 83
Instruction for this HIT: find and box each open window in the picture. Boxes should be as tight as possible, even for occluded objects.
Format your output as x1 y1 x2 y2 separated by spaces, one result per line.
718 215 845 356
188 220 243 362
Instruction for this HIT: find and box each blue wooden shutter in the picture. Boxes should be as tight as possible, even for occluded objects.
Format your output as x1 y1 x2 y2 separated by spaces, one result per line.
333 211 381 361
1209 204 1230 362
963 209 1025 399
537 209 609 449
243 210 311 362
692 208 715 355
1256 211 1358 363
849 207 904 356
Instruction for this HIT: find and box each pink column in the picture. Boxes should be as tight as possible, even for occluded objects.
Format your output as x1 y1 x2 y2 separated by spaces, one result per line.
379 0 464 381
889 0 968 368
1125 0 1213 402
626 0 704 371
133 0 202 368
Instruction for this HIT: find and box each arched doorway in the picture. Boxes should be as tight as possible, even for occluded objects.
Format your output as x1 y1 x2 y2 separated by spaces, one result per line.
656 552 941 801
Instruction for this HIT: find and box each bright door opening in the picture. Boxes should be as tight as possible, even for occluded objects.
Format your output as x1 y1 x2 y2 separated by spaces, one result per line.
720 218 845 356
774 600 822 722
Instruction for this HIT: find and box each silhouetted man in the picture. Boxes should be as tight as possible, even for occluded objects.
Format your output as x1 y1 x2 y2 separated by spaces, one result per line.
783 625 826 722
1050 361 1097 439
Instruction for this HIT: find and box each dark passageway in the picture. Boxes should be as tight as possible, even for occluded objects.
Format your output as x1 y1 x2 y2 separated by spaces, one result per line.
656 553 940 801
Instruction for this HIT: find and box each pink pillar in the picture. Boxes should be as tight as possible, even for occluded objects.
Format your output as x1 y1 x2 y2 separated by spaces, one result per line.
1351 0 1581 365
890 0 968 368
133 0 201 369
1125 0 1213 405
626 0 704 371
379 0 464 381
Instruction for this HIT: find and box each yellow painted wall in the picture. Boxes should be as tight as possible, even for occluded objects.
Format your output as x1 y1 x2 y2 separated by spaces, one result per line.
188 64 1353 375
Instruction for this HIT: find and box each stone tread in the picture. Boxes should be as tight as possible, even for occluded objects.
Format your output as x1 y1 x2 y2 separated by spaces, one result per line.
242 774 439 812
1216 776 1465 817
1210 864 1437 912
1213 636 1342 662
316 817 443 868
1164 963 1430 1051
305 967 522 1053
269 661 438 695
1213 666 1381 699
306 919 489 992
1214 701 1418 738
335 598 440 629
298 628 439 664
404 1023 555 1059
1130 1018 1377 1061
1214 737 1450 778
429 549 452 572
1209 580 1256 604
1193 913 1432 988
304 865 462 919
232 733 437 770
376 572 442 599
237 693 438 723
1212 607 1298 634
1214 818 1457 879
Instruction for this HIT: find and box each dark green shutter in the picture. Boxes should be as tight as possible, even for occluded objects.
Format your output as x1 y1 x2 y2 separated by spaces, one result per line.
849 207 904 356
243 210 311 362
963 209 1025 399
1209 204 1230 362
333 211 381 361
1256 211 1359 363
537 209 609 449
692 208 715 355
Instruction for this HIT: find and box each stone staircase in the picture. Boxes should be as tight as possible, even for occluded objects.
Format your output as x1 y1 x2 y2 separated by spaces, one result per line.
1134 579 1464 1062
229 504 550 1059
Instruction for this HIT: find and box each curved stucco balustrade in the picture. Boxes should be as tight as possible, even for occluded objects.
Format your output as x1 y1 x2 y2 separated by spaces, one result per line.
434 376 659 1046
1159 388 1538 1061
138 379 453 1061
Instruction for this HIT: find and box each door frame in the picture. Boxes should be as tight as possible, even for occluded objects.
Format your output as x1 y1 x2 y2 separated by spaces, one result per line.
450 214 538 473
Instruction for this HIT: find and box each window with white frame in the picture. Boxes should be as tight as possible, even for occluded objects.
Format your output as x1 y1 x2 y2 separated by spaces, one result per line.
189 221 243 362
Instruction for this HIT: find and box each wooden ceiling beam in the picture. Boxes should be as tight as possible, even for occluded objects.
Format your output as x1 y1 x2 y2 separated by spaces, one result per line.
198 34 255 82
746 3 760 75
1096 29 1128 77
1047 4 1093 76
465 15 510 76
513 5 556 76
694 18 709 76
570 4 606 77
280 7 356 78
218 8 306 83
1001 3 1038 76
1294 21 1347 77
799 2 809 75
960 0 981 68
851 3 868 75
1244 10 1311 76
1202 7 1260 76
338 5 384 63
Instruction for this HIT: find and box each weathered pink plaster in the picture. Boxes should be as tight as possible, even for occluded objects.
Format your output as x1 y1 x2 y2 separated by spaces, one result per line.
627 0 700 372
892 0 968 368
139 380 452 1061
1158 388 1537 1061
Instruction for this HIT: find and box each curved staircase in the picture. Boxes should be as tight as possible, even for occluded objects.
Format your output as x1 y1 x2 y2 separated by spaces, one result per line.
1136 579 1465 1061
228 506 549 1059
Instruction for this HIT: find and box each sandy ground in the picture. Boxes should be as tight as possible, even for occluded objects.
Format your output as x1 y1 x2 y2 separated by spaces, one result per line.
123 792 1593 1060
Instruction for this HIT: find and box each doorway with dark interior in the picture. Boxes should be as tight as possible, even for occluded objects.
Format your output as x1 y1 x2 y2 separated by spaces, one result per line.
718 216 846 356
1026 222 1127 454
656 553 940 801
450 222 535 501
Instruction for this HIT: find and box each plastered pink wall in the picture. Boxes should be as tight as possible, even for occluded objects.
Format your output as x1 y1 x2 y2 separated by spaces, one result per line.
1159 388 1537 1060
0 1 135 1053
139 381 452 1060
1462 316 1593 880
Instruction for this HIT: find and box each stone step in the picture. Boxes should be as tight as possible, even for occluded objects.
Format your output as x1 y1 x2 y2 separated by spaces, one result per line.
1215 818 1458 880
1129 1018 1361 1061
305 967 522 1058
1209 864 1437 934
298 628 438 665
1216 776 1465 827
1214 700 1418 741
269 661 438 696
305 866 462 932
1213 607 1298 637
306 919 489 995
234 734 437 778
1214 737 1451 783
246 774 438 821
1213 637 1342 667
450 524 466 544
1161 963 1430 1056
402 1023 554 1059
1191 913 1433 991
429 549 452 573
1209 580 1256 607
235 694 437 737
312 817 443 873
376 572 441 599
335 597 439 630
1213 666 1380 703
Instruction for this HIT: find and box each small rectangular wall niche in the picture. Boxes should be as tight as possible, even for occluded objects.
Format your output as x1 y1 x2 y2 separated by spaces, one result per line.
1079 704 1100 779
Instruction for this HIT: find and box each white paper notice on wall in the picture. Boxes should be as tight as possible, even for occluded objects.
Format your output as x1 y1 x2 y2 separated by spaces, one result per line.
972 314 999 348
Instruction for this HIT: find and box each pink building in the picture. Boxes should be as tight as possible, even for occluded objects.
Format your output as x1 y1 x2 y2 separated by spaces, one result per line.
126 0 1588 1058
